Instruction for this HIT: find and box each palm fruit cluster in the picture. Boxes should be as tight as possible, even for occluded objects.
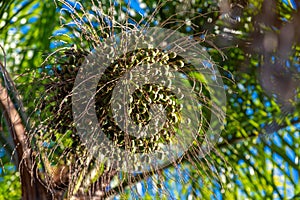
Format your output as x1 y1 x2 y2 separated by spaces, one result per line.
95 48 184 154
38 46 88 152
39 45 205 159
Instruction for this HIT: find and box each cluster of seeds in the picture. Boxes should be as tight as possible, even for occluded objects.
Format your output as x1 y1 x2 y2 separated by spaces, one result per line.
95 48 185 154
40 47 189 158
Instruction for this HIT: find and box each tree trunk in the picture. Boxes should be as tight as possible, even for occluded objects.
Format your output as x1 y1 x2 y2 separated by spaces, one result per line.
0 78 51 199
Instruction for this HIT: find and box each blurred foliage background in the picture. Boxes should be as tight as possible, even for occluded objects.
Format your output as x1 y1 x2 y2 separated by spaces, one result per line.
0 0 300 199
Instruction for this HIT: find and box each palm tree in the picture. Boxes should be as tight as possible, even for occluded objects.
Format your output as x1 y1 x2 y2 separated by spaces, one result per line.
0 0 299 199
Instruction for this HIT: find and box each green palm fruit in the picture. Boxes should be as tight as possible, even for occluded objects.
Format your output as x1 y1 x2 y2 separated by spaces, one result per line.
40 45 209 164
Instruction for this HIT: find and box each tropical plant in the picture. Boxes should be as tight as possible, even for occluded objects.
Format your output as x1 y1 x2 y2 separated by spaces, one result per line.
0 0 299 199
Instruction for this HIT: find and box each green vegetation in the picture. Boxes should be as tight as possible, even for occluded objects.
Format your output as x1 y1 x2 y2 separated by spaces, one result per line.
0 0 299 199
